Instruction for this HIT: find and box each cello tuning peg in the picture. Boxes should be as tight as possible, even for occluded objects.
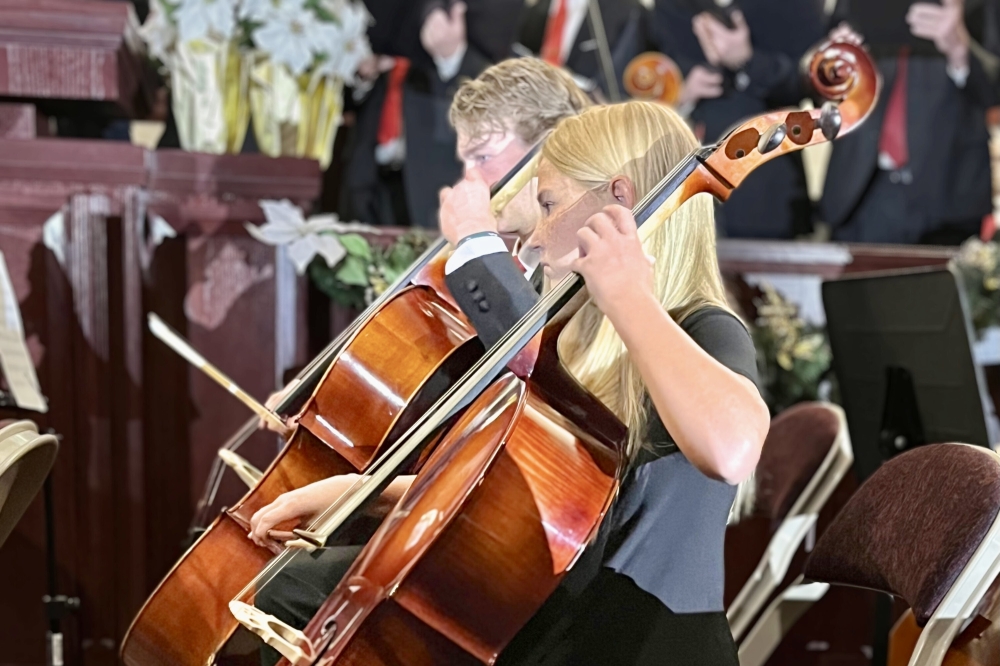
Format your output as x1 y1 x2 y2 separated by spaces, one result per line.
819 101 842 141
757 123 787 154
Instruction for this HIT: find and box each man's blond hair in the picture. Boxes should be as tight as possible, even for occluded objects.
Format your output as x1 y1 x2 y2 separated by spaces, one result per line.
449 58 592 145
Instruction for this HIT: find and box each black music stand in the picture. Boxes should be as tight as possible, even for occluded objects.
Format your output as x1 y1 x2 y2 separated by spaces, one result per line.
822 266 995 666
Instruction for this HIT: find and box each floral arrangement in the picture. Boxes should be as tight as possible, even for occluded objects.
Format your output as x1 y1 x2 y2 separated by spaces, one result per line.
247 200 434 310
140 0 372 165
750 283 835 415
953 236 1000 336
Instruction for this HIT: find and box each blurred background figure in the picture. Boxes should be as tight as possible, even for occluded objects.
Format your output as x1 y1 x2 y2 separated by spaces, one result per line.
651 0 828 240
512 0 655 100
340 0 524 229
821 0 1000 245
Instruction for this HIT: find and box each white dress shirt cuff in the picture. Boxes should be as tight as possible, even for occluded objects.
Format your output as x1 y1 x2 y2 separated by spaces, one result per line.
947 63 970 88
434 42 468 82
444 235 509 274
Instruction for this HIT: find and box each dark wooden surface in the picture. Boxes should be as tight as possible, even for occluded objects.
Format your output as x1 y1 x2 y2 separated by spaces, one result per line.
0 0 156 118
0 136 320 666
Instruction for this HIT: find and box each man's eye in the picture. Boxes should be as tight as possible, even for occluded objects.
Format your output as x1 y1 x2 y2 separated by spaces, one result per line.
476 155 491 164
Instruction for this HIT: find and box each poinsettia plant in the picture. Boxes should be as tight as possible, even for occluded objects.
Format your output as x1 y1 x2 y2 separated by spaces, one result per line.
953 236 1000 336
247 200 434 310
750 283 835 415
142 0 371 78
139 0 372 159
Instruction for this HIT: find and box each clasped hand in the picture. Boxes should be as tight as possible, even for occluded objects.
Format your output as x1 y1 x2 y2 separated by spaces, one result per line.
692 11 753 71
908 0 969 70
421 1 467 60
571 205 655 320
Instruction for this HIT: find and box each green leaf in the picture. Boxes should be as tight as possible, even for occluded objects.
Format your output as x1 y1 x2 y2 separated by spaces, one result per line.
335 254 370 287
339 234 373 261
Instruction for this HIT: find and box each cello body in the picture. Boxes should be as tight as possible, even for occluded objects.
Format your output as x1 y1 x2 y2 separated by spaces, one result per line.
888 575 1000 666
122 260 483 666
278 337 627 665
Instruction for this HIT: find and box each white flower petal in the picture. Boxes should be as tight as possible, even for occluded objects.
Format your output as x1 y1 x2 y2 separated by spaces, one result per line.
259 199 307 229
286 237 319 274
245 221 296 246
254 20 313 75
311 234 347 268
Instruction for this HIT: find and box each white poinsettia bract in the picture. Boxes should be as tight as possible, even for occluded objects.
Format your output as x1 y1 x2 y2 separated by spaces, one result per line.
252 0 340 76
175 0 239 43
317 1 372 81
140 0 178 64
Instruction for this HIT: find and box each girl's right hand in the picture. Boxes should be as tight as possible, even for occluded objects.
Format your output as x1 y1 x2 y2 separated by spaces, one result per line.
248 475 361 553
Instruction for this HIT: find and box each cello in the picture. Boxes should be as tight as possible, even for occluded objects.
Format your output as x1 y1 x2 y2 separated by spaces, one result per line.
888 576 1000 666
623 52 685 106
232 42 881 665
121 147 541 666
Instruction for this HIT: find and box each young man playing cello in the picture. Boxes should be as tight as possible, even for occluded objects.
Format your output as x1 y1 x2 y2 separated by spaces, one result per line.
251 57 590 666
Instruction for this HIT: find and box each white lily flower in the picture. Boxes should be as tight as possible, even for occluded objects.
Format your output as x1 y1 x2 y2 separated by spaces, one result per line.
140 0 178 65
176 0 239 44
246 199 367 274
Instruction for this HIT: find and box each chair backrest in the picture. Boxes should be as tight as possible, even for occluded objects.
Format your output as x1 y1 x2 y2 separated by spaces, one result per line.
755 402 846 527
804 444 1000 626
726 402 853 646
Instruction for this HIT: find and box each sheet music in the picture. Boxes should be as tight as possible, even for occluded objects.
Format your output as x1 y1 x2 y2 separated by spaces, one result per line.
0 253 47 412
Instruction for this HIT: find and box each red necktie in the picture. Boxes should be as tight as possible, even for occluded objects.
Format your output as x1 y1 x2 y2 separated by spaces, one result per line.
541 0 568 65
377 58 410 148
878 49 909 169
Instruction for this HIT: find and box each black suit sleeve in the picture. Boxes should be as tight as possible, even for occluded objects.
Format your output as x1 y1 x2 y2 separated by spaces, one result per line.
445 254 540 349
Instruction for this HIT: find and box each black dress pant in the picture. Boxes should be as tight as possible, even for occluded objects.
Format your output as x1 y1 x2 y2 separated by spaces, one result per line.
256 545 363 666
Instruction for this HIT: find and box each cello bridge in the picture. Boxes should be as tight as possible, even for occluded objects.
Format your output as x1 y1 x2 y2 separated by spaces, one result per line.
229 600 315 665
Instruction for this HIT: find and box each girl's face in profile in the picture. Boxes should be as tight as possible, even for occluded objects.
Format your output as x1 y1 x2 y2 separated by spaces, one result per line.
528 159 616 283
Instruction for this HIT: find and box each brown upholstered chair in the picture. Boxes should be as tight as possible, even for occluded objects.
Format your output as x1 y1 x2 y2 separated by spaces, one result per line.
802 443 1000 666
727 402 854 664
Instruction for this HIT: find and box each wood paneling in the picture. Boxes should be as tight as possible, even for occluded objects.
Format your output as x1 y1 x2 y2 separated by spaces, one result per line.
0 136 319 666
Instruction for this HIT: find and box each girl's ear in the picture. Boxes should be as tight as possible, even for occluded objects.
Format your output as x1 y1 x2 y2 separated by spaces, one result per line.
609 176 636 209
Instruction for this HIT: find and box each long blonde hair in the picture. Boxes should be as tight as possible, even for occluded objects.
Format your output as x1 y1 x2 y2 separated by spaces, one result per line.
547 101 755 520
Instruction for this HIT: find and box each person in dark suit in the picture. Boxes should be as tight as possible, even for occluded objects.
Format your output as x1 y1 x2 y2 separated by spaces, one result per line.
651 0 829 239
821 0 1000 244
513 0 654 100
341 0 524 229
